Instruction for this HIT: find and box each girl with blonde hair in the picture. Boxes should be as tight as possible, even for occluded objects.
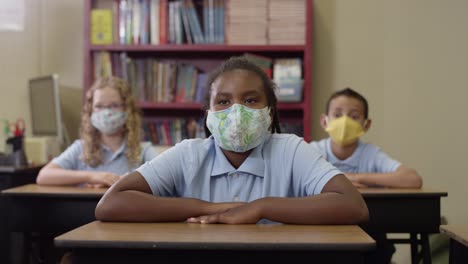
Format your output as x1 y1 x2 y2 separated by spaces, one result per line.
37 77 157 187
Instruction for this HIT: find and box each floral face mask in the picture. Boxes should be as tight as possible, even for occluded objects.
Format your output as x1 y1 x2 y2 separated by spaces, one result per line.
206 104 272 153
91 108 128 135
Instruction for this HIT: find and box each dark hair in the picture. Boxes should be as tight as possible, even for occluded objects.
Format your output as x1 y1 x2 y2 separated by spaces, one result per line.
325 87 369 119
203 56 281 137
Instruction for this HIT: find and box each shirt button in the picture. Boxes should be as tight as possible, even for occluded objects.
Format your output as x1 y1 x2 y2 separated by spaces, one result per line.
233 196 240 202
232 173 238 178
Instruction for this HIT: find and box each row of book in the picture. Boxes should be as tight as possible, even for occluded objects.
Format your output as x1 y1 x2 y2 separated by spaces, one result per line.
94 51 208 103
142 118 205 145
90 0 305 45
142 118 303 146
91 0 225 45
93 51 303 103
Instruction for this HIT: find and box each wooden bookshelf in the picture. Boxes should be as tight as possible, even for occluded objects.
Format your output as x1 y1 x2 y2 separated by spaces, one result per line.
84 0 313 143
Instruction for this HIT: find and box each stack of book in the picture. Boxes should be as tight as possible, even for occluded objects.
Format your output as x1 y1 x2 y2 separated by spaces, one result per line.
268 0 305 45
226 0 267 45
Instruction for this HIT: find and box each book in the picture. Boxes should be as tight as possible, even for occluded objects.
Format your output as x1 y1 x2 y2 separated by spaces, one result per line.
150 0 160 45
244 53 272 78
185 0 204 44
91 9 113 45
180 0 193 44
194 72 208 103
273 58 303 102
273 58 302 82
159 0 168 44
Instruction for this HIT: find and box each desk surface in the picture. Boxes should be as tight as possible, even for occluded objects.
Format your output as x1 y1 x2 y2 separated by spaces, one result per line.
1 184 106 198
440 225 468 247
55 221 375 251
359 187 447 198
0 165 43 173
3 184 447 198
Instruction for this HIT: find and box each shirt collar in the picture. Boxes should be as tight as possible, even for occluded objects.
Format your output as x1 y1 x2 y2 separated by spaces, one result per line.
210 135 270 177
326 137 361 164
101 140 127 161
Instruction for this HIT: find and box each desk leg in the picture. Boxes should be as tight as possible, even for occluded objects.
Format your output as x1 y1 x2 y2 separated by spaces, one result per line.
421 233 432 264
449 239 454 264
12 232 31 264
410 233 419 264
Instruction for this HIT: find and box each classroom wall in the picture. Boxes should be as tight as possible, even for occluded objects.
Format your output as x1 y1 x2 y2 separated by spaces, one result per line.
313 0 468 262
0 0 466 263
0 0 83 150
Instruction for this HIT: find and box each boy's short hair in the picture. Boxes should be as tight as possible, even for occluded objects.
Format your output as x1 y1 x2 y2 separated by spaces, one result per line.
325 87 369 119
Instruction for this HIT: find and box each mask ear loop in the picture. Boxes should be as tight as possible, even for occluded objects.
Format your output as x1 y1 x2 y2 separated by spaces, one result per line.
324 116 329 126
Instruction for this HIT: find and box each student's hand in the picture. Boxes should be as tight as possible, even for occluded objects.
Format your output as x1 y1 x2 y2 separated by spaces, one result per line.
82 183 106 189
208 202 246 214
88 172 120 187
187 203 260 224
350 181 367 188
344 173 364 187
186 202 246 223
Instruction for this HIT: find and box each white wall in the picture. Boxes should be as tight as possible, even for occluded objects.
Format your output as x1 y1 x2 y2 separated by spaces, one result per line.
313 0 468 262
0 0 83 150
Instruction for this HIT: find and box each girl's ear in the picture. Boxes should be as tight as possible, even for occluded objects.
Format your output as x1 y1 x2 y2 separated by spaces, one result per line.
320 114 328 130
363 119 372 132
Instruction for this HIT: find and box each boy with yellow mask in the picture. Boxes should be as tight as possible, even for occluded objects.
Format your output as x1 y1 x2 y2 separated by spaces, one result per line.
311 88 422 188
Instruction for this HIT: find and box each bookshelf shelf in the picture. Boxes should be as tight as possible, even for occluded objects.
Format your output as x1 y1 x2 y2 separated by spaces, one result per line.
90 45 306 53
85 0 313 144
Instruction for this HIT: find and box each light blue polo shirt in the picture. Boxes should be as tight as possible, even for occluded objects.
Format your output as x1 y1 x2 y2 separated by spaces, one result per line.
137 134 342 203
310 138 401 173
52 139 157 175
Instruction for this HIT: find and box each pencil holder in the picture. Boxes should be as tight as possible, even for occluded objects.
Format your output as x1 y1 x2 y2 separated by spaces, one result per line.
5 136 28 167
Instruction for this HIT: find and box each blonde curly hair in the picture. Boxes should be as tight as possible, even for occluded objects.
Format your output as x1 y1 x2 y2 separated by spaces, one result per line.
80 77 142 167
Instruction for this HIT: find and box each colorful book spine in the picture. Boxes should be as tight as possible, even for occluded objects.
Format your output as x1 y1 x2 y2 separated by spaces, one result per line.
149 0 160 45
91 9 113 45
140 0 150 45
159 0 168 44
179 0 193 44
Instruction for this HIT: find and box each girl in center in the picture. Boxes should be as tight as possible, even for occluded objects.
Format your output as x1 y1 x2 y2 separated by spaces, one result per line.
95 57 368 224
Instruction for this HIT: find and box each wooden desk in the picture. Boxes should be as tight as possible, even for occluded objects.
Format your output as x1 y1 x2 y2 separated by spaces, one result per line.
3 184 105 232
55 221 375 264
2 184 105 264
0 166 43 263
440 225 468 264
359 188 448 264
3 185 447 264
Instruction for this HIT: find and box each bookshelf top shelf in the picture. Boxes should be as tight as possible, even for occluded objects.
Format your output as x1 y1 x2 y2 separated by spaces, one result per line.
90 45 306 53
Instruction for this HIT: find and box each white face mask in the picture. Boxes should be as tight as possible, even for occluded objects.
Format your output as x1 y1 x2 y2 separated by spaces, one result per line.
206 104 272 153
91 108 128 135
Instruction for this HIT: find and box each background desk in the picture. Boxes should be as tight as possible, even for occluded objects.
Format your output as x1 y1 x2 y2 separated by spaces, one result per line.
2 184 105 264
359 188 447 264
440 225 468 264
0 166 43 264
55 221 375 264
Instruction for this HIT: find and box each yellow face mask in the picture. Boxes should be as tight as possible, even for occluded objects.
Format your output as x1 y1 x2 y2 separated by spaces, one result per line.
325 115 365 146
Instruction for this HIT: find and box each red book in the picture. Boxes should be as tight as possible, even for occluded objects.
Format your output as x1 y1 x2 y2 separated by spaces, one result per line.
159 0 168 44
